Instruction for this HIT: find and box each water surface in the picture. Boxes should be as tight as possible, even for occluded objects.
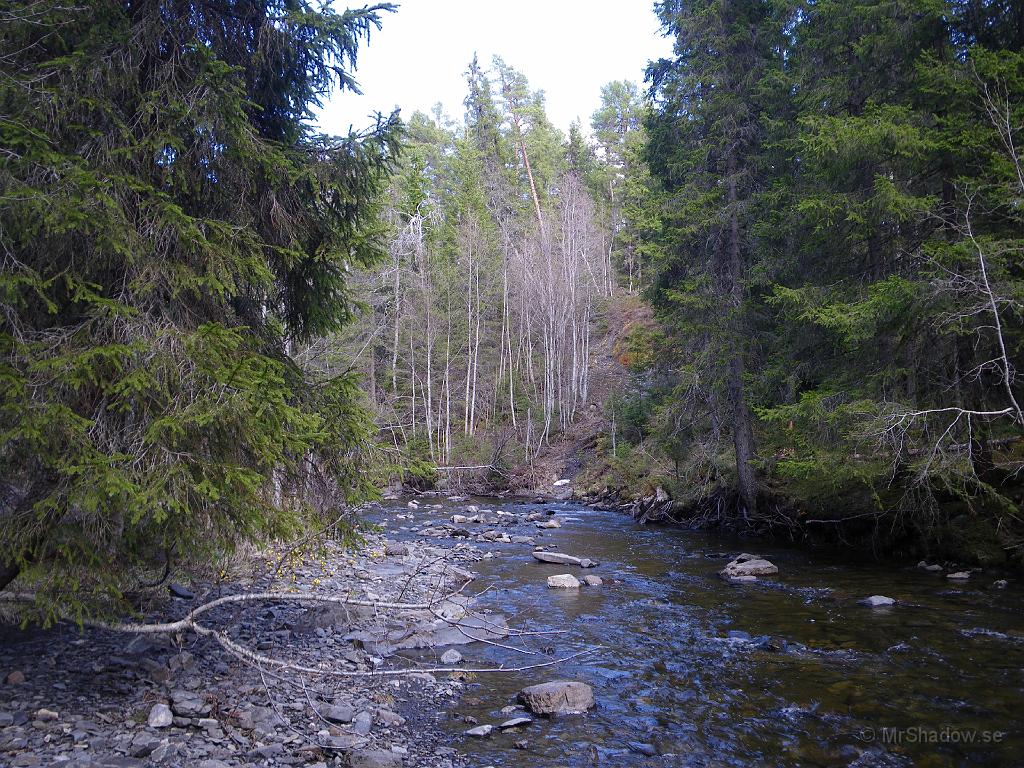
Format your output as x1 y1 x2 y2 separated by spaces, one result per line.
374 498 1024 767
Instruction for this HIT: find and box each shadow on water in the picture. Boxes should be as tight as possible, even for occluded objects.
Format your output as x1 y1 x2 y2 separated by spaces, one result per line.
372 497 1024 767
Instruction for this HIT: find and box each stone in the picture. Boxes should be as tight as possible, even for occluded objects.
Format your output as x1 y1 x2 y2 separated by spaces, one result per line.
375 709 405 727
451 514 469 524
499 716 532 729
582 575 603 586
349 749 403 768
34 708 59 722
553 479 571 487
518 681 595 714
917 560 943 572
727 630 751 641
465 505 480 513
992 579 1009 589
0 712 13 727
147 703 173 729
465 724 494 737
4 670 25 685
170 689 208 717
535 519 562 529
322 703 355 724
725 574 758 583
168 583 194 600
547 574 581 589
352 710 373 736
440 649 463 665
858 595 895 607
384 542 408 557
719 553 778 579
531 551 597 567
130 732 160 758
326 733 366 750
947 571 971 580
629 741 658 757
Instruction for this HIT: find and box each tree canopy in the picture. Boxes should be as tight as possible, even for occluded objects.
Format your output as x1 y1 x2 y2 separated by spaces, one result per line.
1 1 400 621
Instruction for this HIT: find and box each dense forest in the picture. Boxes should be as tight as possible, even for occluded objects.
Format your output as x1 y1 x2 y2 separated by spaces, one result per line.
331 0 1024 566
2 0 1024 624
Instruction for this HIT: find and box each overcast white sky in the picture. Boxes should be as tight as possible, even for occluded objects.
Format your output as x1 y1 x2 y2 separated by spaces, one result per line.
315 1 673 136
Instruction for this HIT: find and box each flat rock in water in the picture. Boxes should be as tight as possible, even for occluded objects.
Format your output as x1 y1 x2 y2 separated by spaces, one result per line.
947 571 971 580
518 681 595 714
499 716 532 729
465 724 494 737
858 595 895 607
535 519 562 529
547 574 581 589
532 551 596 567
583 575 603 586
720 553 778 579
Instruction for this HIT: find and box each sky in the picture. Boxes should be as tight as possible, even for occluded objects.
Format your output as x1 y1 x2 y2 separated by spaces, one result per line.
314 0 674 136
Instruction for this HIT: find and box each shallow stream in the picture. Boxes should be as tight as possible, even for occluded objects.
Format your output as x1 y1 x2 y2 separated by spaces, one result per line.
374 497 1024 767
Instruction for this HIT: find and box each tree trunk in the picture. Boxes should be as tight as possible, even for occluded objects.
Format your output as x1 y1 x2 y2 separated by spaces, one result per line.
726 154 758 517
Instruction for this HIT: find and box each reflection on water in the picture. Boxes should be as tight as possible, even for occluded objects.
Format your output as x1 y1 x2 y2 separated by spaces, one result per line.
373 498 1024 767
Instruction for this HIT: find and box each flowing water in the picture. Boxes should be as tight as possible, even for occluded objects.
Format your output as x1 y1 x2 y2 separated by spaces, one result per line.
372 497 1024 767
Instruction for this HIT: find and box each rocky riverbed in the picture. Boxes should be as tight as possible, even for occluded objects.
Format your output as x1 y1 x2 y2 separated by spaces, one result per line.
0 533 493 768
4 493 1024 768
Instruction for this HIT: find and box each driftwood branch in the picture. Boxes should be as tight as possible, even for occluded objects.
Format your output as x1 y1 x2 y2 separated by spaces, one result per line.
0 587 595 677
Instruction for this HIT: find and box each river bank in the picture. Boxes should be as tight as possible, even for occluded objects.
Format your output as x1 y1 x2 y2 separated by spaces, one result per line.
0 532 486 768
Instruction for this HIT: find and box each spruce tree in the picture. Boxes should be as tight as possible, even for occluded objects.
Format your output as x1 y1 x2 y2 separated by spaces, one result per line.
647 0 783 516
0 1 399 621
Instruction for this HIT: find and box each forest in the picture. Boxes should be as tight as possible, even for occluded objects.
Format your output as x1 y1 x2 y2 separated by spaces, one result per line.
1 0 1023 613
2 2 1024 767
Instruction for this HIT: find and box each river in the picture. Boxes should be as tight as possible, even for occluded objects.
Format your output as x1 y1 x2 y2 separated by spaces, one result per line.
372 496 1024 767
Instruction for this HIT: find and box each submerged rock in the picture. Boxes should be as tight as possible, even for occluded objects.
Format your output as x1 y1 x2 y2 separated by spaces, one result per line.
858 595 895 607
947 571 971 580
547 574 581 589
518 681 595 714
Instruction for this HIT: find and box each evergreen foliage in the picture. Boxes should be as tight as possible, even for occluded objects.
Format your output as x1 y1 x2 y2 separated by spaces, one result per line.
636 0 1024 556
0 1 400 620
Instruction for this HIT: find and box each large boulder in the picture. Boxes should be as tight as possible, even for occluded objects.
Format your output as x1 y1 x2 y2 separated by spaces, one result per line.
719 553 778 580
547 574 581 589
518 681 595 714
